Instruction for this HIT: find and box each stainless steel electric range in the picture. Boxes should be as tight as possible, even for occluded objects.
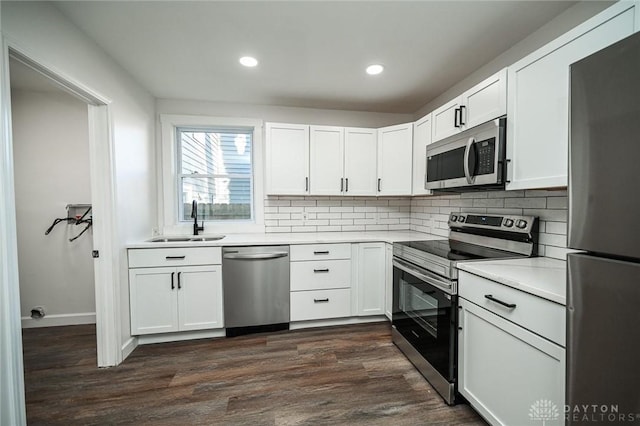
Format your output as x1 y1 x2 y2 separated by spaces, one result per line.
391 213 538 405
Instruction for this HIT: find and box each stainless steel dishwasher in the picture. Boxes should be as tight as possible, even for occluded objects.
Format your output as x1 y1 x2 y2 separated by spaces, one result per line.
222 246 290 337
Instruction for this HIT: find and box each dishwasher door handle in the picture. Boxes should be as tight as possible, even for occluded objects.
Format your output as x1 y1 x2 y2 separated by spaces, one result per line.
223 252 289 260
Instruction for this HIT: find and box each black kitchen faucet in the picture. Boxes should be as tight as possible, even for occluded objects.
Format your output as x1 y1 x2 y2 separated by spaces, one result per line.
191 200 204 236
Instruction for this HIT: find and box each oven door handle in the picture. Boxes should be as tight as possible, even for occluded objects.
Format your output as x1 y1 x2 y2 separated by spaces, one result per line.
393 258 454 295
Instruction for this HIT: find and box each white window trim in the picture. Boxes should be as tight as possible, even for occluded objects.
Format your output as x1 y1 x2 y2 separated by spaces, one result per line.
160 114 265 234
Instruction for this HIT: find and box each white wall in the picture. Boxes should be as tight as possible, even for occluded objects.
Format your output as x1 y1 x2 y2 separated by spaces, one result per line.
11 88 96 327
1 1 157 355
157 99 413 128
414 1 613 119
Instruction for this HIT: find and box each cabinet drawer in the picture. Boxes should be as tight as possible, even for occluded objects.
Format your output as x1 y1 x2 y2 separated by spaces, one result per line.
459 271 565 347
290 260 351 291
290 289 351 321
290 243 351 261
128 247 222 268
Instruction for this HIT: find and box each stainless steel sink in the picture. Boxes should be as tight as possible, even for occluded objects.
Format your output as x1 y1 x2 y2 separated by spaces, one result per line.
147 235 225 243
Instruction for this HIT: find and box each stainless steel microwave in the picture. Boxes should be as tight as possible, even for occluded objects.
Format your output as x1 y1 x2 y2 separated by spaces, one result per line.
425 117 507 191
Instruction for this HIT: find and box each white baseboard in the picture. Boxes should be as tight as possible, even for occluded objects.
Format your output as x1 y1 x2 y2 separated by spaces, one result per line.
290 315 388 331
137 328 226 345
21 312 96 328
121 336 137 361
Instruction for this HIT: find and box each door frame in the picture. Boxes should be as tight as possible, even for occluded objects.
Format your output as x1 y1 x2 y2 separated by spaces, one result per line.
0 37 122 424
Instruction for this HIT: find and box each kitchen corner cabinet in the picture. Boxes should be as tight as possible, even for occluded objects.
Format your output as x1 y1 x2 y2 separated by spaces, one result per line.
377 123 413 196
265 123 310 195
506 2 636 190
309 126 377 196
431 68 507 144
412 113 432 196
352 242 386 316
458 271 565 426
128 247 223 335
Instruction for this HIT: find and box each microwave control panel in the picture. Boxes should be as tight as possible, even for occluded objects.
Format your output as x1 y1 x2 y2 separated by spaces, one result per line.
476 138 496 175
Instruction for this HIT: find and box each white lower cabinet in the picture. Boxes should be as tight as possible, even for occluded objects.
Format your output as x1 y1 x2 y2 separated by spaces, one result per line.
353 243 386 316
128 248 223 335
289 244 352 322
458 272 565 426
290 289 351 321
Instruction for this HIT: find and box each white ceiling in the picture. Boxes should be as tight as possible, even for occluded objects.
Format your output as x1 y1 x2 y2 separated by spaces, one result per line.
53 1 580 114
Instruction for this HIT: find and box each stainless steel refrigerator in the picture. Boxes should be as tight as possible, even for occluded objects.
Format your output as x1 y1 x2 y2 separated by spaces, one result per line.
568 31 640 424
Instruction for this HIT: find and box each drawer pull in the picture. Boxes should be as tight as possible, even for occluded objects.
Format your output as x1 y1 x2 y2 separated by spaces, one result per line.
484 294 516 309
313 251 330 255
313 268 330 273
165 256 186 260
314 298 329 303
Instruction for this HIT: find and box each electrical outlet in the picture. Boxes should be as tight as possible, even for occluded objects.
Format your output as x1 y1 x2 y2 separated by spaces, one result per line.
302 212 308 222
151 228 160 237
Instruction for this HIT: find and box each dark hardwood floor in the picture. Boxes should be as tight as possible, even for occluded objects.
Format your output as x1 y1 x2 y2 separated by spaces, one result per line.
22 322 485 425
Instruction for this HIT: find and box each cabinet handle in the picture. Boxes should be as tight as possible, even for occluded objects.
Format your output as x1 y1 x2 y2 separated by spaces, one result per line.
166 256 186 260
305 177 309 192
345 178 349 192
313 268 330 273
340 177 344 192
313 251 330 255
377 178 381 192
314 298 329 303
171 272 175 290
177 272 182 290
484 294 516 309
459 105 466 126
454 107 460 128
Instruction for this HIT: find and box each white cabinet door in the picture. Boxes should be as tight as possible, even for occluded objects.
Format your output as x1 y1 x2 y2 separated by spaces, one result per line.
309 125 344 195
431 97 462 143
265 123 309 195
344 127 377 196
385 243 393 320
412 114 432 196
506 3 635 190
458 298 565 426
129 267 179 335
177 266 223 331
461 68 507 129
354 243 385 316
377 123 413 196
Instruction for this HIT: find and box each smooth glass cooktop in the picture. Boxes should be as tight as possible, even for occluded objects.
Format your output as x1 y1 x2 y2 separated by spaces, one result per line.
397 239 521 262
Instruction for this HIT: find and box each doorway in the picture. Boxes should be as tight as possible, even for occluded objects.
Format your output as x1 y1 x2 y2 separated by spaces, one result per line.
10 57 97 331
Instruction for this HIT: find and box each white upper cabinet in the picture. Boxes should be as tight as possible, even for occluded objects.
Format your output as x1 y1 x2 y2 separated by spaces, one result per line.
506 2 636 191
431 97 463 143
431 68 507 144
412 113 432 196
377 123 413 196
344 128 378 196
309 125 344 195
462 68 507 129
265 123 309 195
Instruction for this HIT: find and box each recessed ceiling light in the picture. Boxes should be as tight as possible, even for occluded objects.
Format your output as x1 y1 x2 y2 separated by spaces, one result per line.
239 56 258 67
366 64 384 75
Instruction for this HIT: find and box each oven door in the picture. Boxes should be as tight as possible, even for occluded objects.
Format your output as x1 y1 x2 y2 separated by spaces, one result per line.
425 117 505 190
392 258 457 382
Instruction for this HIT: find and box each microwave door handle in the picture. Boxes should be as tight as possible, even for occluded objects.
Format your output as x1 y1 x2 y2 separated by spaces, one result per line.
463 137 475 184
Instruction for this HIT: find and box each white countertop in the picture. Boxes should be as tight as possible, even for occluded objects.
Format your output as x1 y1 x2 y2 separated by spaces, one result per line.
127 230 442 249
457 257 567 305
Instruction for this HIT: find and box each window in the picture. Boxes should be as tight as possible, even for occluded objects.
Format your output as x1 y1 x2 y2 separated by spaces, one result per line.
177 127 253 222
160 115 264 234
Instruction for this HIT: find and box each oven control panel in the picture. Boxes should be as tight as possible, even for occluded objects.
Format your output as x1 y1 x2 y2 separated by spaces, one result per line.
449 213 536 234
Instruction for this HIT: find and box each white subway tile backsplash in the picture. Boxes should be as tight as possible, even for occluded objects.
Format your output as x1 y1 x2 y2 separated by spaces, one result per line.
545 221 567 235
265 190 570 261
